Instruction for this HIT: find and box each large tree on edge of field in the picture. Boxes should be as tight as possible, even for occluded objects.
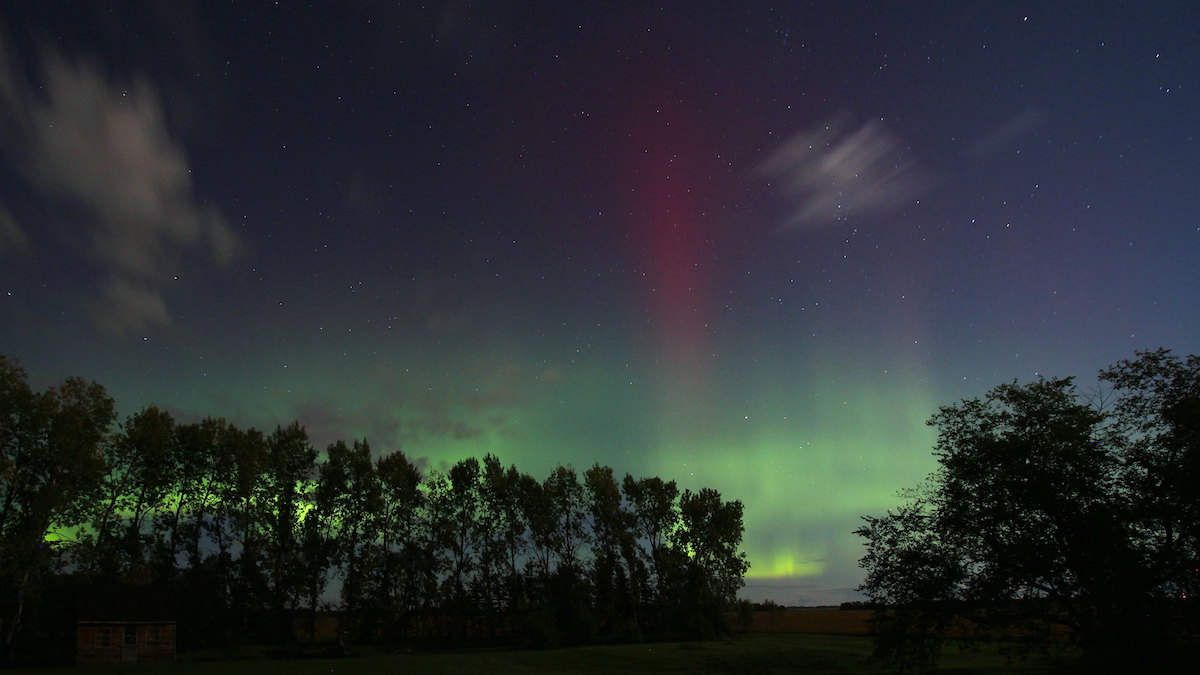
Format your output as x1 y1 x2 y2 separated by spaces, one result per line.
584 464 639 638
1099 349 1200 604
857 352 1200 671
671 487 750 637
0 356 115 662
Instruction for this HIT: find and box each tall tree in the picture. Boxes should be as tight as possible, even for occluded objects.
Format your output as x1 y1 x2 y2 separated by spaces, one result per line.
544 466 589 576
172 419 242 648
0 357 115 661
1100 349 1200 603
165 418 231 571
520 471 555 582
262 423 317 637
671 487 749 637
621 474 680 610
222 425 271 639
296 486 334 642
585 464 639 637
543 465 593 642
111 406 177 579
857 367 1194 670
477 455 525 634
374 449 425 638
318 438 381 637
427 458 482 637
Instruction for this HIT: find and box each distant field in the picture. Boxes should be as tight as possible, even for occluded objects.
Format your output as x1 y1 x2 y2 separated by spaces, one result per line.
10 632 1082 674
747 608 873 635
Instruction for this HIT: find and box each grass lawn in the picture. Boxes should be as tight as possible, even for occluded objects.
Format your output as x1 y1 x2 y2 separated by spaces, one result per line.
13 633 1083 673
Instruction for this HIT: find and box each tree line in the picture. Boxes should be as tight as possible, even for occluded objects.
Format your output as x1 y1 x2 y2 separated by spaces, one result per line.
857 349 1199 670
0 355 749 663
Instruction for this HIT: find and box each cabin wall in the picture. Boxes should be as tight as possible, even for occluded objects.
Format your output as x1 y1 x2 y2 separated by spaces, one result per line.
76 623 176 664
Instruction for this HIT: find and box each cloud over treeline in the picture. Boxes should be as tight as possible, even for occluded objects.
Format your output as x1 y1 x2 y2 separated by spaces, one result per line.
0 42 239 335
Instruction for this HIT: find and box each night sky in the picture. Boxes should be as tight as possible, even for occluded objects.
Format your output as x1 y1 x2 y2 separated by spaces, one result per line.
1 2 1197 605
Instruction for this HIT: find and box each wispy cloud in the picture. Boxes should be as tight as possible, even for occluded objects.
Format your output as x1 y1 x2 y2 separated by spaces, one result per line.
0 45 240 335
0 204 29 257
301 361 559 458
757 115 935 231
967 108 1045 158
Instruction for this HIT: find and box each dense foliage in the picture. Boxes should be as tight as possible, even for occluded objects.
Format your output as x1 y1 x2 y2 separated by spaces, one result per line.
0 355 748 663
856 349 1199 671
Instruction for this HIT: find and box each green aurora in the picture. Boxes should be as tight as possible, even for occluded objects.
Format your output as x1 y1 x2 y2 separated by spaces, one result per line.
62 333 942 605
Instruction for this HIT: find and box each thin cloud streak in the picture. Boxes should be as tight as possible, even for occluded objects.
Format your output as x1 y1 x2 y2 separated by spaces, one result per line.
967 108 1046 158
0 204 29 257
757 115 935 231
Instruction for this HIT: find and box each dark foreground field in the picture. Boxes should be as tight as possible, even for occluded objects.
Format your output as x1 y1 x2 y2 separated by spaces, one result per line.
12 633 1083 674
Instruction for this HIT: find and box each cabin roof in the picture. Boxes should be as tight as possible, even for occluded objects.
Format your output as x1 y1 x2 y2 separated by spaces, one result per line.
76 585 177 622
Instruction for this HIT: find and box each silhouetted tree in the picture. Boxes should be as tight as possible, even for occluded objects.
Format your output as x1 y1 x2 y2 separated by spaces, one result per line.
319 438 380 638
0 357 115 662
520 471 555 583
374 449 424 639
166 418 234 642
622 474 680 631
1101 350 1200 603
858 353 1200 670
221 425 272 640
118 407 178 579
1 353 753 656
428 458 482 639
172 418 240 648
543 466 594 642
544 466 588 576
79 406 176 582
672 487 749 637
173 419 238 567
159 421 210 569
261 423 316 638
1099 350 1200 655
476 455 525 636
585 464 638 637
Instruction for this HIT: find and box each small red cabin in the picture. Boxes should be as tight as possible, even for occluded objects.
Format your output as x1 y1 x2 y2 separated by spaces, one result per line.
76 586 176 664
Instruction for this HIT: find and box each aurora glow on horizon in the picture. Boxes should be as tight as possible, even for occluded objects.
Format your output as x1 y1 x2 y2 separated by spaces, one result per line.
1 2 1197 606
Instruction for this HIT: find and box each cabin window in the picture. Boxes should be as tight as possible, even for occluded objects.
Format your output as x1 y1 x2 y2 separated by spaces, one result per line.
124 626 137 645
94 628 112 647
146 627 162 646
